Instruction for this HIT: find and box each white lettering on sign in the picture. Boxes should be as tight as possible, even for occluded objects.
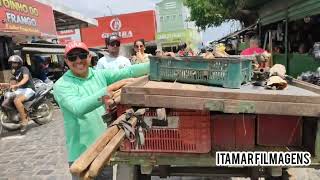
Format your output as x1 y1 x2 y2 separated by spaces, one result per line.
158 32 184 40
6 12 37 27
110 18 122 31
66 42 83 49
58 29 76 35
101 31 133 39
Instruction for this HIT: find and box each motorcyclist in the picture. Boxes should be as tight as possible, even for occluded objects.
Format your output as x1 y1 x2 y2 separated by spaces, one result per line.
0 55 35 134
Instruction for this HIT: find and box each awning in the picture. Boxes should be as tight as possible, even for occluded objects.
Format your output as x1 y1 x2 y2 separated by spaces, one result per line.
260 10 287 26
257 0 320 26
36 0 98 31
210 23 257 43
20 43 65 54
22 47 65 54
288 0 320 21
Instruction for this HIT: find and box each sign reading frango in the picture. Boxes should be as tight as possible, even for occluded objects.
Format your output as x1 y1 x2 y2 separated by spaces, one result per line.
0 0 57 37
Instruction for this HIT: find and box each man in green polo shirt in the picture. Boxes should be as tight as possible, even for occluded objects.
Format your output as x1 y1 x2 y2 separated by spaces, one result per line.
53 41 149 180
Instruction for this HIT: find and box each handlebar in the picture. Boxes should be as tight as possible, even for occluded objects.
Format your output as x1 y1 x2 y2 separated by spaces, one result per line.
0 83 10 89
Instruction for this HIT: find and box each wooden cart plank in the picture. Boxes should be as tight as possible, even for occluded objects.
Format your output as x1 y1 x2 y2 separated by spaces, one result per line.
121 94 320 117
128 76 149 87
111 151 320 167
121 94 145 106
290 79 320 94
123 77 320 104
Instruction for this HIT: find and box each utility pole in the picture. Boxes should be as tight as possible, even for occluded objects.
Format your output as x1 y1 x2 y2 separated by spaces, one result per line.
106 4 120 33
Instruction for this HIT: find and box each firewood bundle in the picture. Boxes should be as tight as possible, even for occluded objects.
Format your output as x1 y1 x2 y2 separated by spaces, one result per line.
69 108 147 180
105 89 121 108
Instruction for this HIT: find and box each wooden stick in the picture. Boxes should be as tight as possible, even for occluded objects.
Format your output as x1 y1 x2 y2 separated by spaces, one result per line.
112 89 121 99
69 112 129 175
113 96 121 104
79 169 92 180
88 115 139 178
105 93 121 107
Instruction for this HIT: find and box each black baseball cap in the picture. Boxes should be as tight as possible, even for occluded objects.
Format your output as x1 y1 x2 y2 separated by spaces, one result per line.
105 35 121 46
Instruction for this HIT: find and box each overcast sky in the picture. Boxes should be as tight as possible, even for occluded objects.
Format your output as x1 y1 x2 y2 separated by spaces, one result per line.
52 0 240 43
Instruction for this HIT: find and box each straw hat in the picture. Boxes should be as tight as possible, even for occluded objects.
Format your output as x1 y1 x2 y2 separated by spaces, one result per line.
269 64 286 77
266 76 287 90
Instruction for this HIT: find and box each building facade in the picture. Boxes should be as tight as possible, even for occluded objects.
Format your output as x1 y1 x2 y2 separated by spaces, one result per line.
155 0 201 52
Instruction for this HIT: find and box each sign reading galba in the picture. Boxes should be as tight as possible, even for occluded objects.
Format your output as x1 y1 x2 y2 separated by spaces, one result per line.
0 0 57 37
102 17 133 39
81 10 156 47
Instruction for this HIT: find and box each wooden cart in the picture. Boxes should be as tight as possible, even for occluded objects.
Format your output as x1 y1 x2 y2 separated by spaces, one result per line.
111 76 320 180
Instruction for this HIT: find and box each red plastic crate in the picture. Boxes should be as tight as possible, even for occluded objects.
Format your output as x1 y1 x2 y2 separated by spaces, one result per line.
257 115 302 146
212 114 256 150
119 108 211 153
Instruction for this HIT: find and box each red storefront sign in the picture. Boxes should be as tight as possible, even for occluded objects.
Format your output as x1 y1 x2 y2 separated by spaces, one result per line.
81 10 156 47
0 0 57 37
57 29 76 36
58 37 72 45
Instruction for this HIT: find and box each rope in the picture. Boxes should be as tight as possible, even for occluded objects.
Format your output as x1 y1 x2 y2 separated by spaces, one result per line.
242 113 247 136
110 120 136 142
288 117 302 144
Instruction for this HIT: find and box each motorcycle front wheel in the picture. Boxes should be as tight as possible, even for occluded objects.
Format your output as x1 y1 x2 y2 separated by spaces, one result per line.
0 110 10 136
33 100 54 125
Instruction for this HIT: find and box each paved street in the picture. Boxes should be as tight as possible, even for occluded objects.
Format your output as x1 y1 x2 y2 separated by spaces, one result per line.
0 109 320 180
0 109 71 180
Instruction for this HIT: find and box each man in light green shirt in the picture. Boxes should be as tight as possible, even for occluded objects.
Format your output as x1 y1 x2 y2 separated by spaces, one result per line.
53 41 149 179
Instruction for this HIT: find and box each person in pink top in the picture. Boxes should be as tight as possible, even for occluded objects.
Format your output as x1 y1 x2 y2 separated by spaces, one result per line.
241 37 266 55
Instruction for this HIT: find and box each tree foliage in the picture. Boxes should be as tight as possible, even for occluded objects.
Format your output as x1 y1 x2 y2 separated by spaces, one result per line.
184 0 256 30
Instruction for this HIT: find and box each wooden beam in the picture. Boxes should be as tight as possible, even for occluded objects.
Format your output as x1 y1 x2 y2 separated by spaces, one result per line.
290 79 320 95
121 94 320 117
122 79 320 104
88 116 138 178
70 113 128 175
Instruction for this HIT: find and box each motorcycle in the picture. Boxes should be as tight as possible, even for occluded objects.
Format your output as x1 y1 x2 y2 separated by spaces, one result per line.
0 78 54 136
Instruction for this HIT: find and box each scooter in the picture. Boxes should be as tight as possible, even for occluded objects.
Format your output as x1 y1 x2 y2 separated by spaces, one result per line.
0 78 54 136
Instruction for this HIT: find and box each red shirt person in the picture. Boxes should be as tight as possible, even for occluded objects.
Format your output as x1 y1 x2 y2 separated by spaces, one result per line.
241 38 266 55
241 38 269 69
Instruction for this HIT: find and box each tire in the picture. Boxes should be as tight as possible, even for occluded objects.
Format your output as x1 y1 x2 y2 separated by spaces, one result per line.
33 100 54 125
0 110 10 136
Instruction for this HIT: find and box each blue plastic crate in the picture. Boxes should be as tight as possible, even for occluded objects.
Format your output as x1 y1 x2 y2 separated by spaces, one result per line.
149 56 252 89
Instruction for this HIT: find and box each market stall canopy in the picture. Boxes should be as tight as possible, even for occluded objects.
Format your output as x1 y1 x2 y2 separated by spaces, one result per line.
210 24 257 44
36 0 98 31
243 0 320 26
